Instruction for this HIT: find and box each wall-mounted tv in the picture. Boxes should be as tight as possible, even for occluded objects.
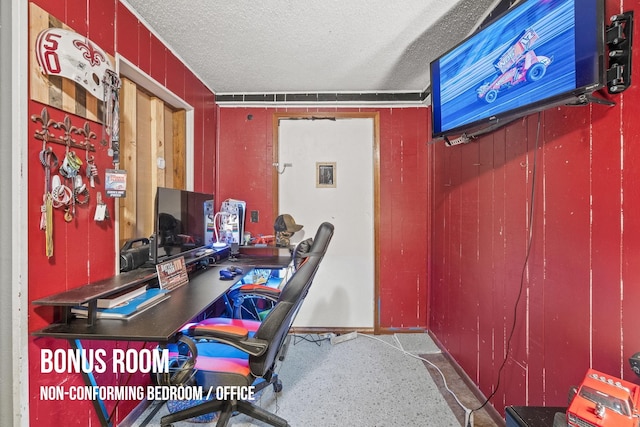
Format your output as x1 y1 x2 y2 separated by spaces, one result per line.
150 187 214 265
430 0 605 138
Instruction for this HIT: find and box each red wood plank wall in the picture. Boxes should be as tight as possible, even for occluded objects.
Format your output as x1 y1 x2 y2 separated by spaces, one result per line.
428 0 640 415
27 0 640 423
216 107 430 331
27 1 215 425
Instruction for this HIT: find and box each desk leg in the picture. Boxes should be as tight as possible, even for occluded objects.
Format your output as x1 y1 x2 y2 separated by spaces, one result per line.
70 339 112 427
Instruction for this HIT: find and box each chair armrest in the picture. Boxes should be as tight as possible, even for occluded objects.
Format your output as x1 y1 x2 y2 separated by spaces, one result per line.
237 284 281 299
193 324 249 339
189 324 268 357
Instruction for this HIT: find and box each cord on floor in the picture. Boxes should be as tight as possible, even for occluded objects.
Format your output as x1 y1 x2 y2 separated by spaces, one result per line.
358 333 474 427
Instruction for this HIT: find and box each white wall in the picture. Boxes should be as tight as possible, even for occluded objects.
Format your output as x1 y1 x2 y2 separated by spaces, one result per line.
278 118 374 328
2 0 29 425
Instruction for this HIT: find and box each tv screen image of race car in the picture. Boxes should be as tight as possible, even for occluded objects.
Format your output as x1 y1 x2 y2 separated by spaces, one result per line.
431 0 599 136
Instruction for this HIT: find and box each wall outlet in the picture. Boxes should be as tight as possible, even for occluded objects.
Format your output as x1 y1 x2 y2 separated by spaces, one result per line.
250 210 259 223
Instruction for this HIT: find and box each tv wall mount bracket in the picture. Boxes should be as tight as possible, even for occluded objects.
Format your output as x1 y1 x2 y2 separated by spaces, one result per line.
606 11 634 94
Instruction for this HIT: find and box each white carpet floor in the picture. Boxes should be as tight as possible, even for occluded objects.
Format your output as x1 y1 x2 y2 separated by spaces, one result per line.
131 333 464 427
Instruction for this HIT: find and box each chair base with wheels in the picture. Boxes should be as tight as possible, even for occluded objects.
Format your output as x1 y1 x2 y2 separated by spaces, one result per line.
160 222 334 427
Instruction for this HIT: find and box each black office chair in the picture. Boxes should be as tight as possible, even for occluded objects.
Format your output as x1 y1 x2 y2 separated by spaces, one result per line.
226 237 314 321
160 222 334 427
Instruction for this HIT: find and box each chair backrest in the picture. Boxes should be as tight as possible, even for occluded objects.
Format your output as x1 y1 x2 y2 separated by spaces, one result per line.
249 222 334 376
291 237 313 270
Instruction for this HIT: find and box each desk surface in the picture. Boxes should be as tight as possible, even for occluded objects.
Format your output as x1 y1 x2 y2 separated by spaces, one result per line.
222 255 292 269
32 255 291 343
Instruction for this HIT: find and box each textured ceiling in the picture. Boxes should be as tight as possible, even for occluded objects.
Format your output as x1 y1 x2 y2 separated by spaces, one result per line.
123 0 500 95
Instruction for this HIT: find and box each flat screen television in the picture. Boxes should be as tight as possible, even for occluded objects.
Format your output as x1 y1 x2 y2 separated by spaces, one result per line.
430 0 605 138
150 187 214 264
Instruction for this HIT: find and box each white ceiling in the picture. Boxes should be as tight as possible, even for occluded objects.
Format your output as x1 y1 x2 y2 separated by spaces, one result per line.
123 0 500 97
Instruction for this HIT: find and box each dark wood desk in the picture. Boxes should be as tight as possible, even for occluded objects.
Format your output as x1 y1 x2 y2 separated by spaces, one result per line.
31 256 291 426
32 256 291 342
223 254 292 269
33 266 240 341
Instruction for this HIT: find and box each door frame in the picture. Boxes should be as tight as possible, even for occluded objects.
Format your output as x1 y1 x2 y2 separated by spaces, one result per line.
272 111 381 333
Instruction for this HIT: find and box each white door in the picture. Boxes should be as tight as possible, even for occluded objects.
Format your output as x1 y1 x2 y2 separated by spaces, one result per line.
278 117 374 328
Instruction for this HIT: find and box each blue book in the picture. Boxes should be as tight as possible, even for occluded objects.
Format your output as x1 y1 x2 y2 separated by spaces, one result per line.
72 288 170 320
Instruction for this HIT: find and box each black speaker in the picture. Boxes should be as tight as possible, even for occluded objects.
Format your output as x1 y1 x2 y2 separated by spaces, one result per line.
629 352 640 376
120 238 150 272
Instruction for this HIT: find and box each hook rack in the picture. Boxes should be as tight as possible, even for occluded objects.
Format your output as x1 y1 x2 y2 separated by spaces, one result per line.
31 107 96 152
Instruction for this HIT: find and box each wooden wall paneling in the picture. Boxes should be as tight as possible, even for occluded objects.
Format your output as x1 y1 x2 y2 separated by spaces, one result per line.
87 0 115 56
65 0 88 35
379 109 403 327
149 34 167 86
137 24 151 75
427 3 640 414
29 3 105 121
29 3 49 103
523 114 546 406
590 99 623 376
620 14 640 378
541 106 592 404
163 104 174 189
165 51 186 100
60 79 76 113
476 132 498 394
136 90 153 238
85 87 99 122
29 3 104 121
439 144 457 347
374 109 389 327
172 110 186 189
116 2 139 65
218 108 272 220
149 97 167 188
458 141 481 377
428 141 447 335
119 77 137 247
202 91 217 195
590 0 622 372
446 143 463 355
429 142 440 329
499 119 531 407
119 83 187 247
192 92 205 192
27 2 218 425
27 104 69 307
489 127 508 403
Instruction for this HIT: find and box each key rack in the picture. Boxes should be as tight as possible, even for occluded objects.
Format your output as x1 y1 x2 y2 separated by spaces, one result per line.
31 107 96 152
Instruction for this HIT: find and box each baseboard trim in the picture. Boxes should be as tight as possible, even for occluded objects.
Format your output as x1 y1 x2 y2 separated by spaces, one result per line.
289 327 428 335
428 331 506 427
289 326 375 335
378 326 428 334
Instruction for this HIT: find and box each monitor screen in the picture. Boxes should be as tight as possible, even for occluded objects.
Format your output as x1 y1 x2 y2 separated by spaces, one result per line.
430 0 604 138
152 187 214 264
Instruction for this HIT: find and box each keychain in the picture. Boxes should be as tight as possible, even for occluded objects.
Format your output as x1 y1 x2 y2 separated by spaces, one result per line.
86 151 98 188
94 192 109 222
80 122 98 187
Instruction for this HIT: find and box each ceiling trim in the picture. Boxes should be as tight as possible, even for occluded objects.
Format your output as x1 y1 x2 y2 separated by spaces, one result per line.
216 89 430 106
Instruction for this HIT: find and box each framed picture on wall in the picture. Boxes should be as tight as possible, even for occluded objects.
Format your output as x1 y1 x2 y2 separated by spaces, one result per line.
316 162 336 188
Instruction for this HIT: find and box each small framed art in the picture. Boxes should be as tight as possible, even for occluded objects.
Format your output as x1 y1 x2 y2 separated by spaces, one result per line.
316 162 336 188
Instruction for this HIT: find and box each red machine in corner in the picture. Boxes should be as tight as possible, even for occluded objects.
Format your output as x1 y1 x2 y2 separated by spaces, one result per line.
565 368 640 427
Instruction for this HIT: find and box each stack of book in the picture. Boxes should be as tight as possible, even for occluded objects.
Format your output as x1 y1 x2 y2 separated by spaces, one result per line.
71 287 170 320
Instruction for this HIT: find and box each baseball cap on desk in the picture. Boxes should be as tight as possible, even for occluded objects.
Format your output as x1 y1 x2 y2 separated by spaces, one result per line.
274 214 303 232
